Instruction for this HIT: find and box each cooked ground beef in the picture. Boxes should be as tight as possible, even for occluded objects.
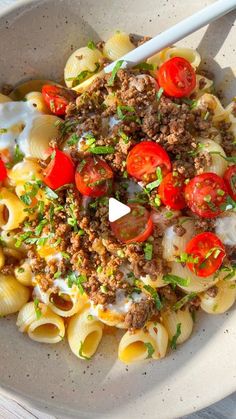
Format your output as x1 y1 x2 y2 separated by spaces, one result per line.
124 298 155 329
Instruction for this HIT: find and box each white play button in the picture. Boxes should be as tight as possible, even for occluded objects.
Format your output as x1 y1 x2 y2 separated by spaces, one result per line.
108 198 131 222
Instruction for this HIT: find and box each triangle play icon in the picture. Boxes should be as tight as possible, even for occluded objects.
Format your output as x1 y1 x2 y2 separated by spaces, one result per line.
108 198 131 222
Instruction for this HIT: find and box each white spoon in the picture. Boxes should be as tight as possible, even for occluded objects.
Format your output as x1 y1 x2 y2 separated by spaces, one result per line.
104 0 236 73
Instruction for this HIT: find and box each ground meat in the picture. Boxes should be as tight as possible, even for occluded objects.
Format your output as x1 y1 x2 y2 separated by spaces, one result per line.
124 298 155 329
188 295 201 312
194 151 212 174
225 245 236 264
206 286 219 298
193 216 216 233
198 77 207 90
159 285 178 305
173 224 186 237
218 121 235 155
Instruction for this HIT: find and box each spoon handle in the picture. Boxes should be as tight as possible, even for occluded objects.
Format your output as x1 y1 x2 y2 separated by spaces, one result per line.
104 0 236 73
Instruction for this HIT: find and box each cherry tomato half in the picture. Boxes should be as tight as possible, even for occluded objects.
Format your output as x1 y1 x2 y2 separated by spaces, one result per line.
42 85 73 115
110 204 153 244
44 148 75 190
224 165 236 201
186 232 225 277
185 173 227 218
158 172 186 210
0 158 7 181
157 57 196 98
126 141 171 182
75 156 113 197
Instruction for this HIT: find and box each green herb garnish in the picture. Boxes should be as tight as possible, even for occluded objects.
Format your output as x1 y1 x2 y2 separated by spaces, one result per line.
145 167 163 192
156 87 164 101
172 293 196 311
67 62 100 87
144 342 155 359
34 298 42 320
144 243 153 261
67 133 79 146
79 341 91 360
163 274 190 287
143 284 162 310
90 145 115 154
134 62 154 71
170 323 182 350
87 40 96 50
108 60 124 86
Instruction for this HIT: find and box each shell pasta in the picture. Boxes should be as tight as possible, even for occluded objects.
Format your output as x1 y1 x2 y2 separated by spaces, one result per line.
0 31 236 365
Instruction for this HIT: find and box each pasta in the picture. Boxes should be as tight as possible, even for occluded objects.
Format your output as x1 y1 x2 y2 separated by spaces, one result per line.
197 139 228 176
64 46 103 89
67 308 104 359
162 217 196 261
162 308 193 345
17 302 65 343
200 281 236 314
0 32 235 365
118 322 168 363
103 31 135 61
0 188 26 230
170 262 219 293
0 274 30 316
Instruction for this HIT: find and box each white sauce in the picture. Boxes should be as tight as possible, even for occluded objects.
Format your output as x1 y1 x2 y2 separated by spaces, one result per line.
215 213 236 246
53 278 74 295
0 101 41 156
45 252 63 263
33 284 48 304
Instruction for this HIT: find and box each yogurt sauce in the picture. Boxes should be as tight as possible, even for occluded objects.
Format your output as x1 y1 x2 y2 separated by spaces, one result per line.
0 101 41 156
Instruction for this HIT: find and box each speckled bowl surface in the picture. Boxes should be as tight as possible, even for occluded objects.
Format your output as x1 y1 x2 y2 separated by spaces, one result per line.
0 1 236 417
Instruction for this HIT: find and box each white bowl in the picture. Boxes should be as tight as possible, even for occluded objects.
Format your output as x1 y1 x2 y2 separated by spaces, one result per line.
0 1 236 417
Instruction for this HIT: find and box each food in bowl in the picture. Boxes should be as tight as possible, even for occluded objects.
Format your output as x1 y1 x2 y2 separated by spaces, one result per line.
0 31 236 364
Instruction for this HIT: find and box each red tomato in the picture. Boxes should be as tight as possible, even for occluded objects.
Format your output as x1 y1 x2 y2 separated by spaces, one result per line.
44 148 75 190
157 57 196 98
185 173 227 218
0 158 7 181
126 141 171 181
158 172 186 210
224 165 236 201
185 232 225 277
75 156 113 197
110 204 153 244
42 85 70 115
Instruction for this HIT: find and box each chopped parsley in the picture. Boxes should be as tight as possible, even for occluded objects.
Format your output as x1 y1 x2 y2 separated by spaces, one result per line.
96 266 102 273
143 284 163 310
219 264 236 281
54 271 62 279
170 323 182 350
90 145 115 154
220 195 236 211
134 62 154 71
67 133 79 146
172 293 196 311
118 129 130 144
67 62 100 87
79 341 90 360
0 128 8 134
175 252 199 264
181 98 197 109
163 274 190 287
144 242 153 261
210 151 236 164
144 342 155 359
108 60 124 86
87 314 94 320
156 87 164 101
87 40 96 50
17 267 25 274
145 167 163 192
45 186 58 200
67 272 87 294
100 285 108 294
117 105 141 124
13 144 24 165
34 298 42 320
35 219 48 236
